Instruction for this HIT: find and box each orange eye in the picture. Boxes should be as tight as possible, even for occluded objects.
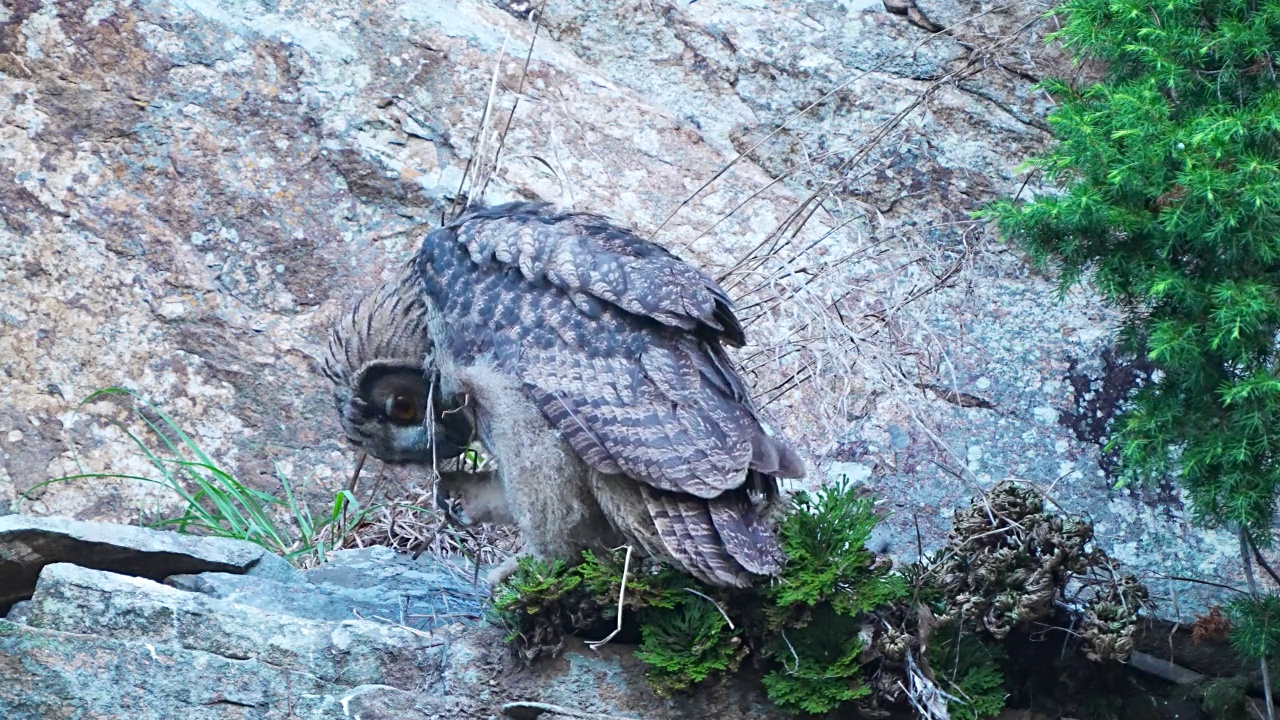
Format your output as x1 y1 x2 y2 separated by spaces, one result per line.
387 395 419 422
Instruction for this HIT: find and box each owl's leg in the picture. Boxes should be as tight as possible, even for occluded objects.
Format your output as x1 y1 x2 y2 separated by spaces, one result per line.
433 469 530 587
448 361 616 585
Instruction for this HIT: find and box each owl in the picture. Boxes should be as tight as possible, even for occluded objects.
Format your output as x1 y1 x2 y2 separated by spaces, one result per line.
323 201 806 588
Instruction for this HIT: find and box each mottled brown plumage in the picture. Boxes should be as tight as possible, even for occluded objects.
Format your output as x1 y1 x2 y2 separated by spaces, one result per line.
320 266 474 464
324 202 805 587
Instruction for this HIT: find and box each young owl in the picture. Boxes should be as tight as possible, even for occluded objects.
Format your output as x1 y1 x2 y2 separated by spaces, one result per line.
323 201 806 588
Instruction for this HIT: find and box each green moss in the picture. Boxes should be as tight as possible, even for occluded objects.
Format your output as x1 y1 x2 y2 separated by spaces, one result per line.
490 555 582 660
1196 676 1249 720
578 549 686 613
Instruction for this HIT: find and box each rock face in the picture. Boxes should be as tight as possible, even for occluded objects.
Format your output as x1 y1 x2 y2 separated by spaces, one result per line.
0 0 1240 622
0 516 783 720
0 513 297 614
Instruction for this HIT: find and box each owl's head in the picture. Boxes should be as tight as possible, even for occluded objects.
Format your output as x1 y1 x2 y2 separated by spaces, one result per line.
321 269 473 464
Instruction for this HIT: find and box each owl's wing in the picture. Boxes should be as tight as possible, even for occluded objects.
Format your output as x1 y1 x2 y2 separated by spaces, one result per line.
448 202 746 348
427 202 804 495
417 203 804 584
505 327 794 586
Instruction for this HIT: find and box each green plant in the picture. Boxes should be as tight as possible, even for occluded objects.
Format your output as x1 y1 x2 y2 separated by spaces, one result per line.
635 595 747 696
489 477 1155 716
770 478 906 617
760 603 871 715
578 549 686 612
926 623 1008 720
489 555 584 659
986 0 1280 539
24 386 422 567
486 478 906 715
1227 593 1280 662
982 0 1280 676
759 478 907 715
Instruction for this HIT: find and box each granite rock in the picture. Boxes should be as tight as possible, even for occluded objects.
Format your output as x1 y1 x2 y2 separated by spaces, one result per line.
0 513 296 614
0 0 1241 623
0 521 786 720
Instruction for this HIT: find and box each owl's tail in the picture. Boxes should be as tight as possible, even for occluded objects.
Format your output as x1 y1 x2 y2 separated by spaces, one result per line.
628 431 803 588
641 476 786 589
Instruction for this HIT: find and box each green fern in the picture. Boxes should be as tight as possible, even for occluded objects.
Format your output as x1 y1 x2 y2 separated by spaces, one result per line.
926 623 1008 720
635 595 747 696
771 477 885 612
760 605 870 715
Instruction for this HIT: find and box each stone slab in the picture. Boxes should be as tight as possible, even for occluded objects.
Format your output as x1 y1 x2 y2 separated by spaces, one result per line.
170 545 487 631
24 563 445 691
0 515 298 615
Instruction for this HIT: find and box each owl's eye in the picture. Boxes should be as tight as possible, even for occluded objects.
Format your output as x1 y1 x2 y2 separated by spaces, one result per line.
386 394 420 423
360 367 427 427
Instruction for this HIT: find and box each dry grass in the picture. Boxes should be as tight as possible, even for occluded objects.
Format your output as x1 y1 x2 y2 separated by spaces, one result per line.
329 485 521 568
650 2 1074 446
